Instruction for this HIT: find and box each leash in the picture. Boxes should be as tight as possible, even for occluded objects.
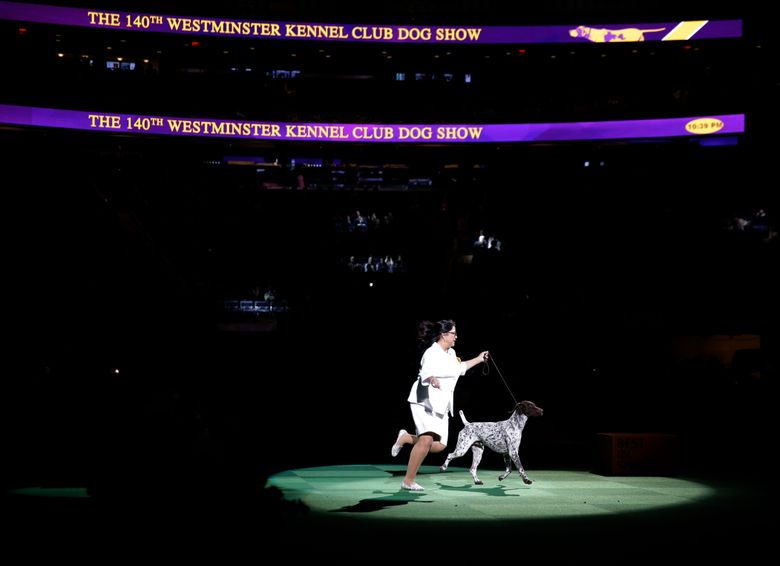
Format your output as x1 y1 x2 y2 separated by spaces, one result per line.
483 352 518 406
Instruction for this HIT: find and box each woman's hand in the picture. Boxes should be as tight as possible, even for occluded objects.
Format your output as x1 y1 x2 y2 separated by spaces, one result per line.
479 351 490 363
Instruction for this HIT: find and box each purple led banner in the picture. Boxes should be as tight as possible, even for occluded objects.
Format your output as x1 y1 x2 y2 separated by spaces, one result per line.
0 104 745 142
0 2 742 43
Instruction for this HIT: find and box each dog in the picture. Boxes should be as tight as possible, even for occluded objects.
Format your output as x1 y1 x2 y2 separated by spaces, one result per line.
568 25 666 43
440 401 543 485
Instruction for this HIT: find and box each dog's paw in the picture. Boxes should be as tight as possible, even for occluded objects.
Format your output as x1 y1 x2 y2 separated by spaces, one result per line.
522 477 533 485
439 465 446 472
474 479 484 485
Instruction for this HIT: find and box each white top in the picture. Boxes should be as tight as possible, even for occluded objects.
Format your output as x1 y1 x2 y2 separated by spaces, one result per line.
407 343 468 416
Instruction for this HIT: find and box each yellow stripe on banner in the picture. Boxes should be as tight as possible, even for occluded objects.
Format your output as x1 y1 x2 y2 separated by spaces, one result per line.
662 20 709 41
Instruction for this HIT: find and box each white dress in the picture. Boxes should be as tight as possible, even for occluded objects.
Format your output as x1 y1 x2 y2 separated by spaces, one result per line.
406 343 468 445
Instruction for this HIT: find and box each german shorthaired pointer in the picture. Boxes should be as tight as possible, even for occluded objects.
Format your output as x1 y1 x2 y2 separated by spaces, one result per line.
440 401 543 485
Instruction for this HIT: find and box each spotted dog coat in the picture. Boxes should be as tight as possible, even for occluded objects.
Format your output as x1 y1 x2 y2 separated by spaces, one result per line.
440 401 543 485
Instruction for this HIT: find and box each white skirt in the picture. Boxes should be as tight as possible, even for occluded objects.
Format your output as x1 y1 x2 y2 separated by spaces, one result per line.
410 403 449 446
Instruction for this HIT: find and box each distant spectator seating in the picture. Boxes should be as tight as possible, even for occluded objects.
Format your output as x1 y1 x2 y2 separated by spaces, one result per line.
224 299 289 313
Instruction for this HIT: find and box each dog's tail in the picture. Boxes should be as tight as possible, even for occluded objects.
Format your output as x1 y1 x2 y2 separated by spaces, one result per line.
459 410 470 425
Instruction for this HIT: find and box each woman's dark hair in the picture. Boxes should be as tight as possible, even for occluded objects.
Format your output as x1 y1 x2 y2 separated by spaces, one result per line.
418 319 455 349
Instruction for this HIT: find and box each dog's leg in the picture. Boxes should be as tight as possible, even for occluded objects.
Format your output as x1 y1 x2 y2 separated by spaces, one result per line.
468 442 485 485
510 451 532 484
498 453 512 481
439 452 453 472
440 431 474 472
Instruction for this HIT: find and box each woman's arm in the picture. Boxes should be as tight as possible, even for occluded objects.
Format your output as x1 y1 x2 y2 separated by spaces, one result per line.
463 351 489 371
429 351 489 387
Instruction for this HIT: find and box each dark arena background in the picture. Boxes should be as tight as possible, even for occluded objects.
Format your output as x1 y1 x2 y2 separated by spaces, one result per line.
0 0 775 562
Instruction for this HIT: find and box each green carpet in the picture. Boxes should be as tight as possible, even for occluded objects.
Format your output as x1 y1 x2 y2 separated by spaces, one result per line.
268 465 714 520
262 463 770 562
1 466 768 562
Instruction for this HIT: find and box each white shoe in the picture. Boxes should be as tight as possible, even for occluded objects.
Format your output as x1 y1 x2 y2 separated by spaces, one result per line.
400 481 424 491
391 429 407 457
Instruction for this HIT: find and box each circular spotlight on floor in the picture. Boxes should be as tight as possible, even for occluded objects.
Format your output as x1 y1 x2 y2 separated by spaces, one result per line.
267 464 715 521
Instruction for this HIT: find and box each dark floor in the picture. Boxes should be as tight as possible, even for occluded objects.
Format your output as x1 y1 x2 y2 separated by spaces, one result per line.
1 465 771 563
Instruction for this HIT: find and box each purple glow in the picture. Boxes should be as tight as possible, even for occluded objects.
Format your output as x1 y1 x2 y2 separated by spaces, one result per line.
0 2 742 43
0 104 745 143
